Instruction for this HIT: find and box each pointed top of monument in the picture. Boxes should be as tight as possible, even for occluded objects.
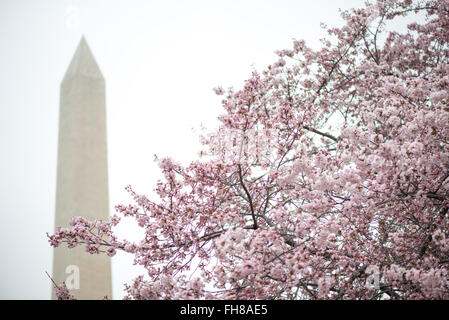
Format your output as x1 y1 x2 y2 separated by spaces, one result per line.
62 36 104 83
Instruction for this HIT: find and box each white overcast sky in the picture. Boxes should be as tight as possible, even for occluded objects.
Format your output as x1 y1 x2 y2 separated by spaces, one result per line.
0 0 422 299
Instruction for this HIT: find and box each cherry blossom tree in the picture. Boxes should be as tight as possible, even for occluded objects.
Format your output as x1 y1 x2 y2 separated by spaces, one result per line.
48 0 449 299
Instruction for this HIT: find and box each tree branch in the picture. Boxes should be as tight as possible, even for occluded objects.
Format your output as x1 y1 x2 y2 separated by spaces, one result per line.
303 126 339 142
238 164 258 229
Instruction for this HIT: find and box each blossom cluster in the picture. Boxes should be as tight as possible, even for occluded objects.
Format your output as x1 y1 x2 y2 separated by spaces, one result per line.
54 282 76 300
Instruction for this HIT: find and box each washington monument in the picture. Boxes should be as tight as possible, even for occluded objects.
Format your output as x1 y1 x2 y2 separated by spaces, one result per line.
52 37 112 299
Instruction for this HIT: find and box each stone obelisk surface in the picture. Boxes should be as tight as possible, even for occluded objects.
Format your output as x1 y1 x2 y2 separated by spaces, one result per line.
52 37 112 299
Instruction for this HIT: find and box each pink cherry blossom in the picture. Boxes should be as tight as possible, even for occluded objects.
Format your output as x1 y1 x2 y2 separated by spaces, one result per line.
49 0 449 299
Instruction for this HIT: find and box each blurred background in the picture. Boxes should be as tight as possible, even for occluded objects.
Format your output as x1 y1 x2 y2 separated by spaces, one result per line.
1 0 412 299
